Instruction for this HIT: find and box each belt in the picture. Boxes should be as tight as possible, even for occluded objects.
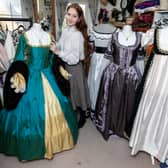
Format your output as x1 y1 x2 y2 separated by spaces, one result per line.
95 47 107 54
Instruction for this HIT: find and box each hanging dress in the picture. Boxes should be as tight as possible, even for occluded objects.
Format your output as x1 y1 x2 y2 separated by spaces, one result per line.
88 24 117 110
0 30 78 161
129 28 168 163
92 31 144 140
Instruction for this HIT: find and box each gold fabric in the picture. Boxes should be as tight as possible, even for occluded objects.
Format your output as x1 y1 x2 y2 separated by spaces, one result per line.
59 66 70 80
41 73 74 159
10 72 26 93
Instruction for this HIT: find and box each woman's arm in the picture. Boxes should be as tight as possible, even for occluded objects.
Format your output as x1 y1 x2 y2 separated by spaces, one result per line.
50 32 84 65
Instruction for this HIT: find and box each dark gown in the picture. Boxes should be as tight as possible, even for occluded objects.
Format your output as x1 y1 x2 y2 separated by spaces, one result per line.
91 32 144 140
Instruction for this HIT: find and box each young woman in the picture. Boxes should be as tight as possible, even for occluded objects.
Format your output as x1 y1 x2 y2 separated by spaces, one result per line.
50 3 91 128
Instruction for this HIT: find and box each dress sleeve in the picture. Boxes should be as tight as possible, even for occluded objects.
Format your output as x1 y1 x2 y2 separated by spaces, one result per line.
14 34 26 61
59 33 84 65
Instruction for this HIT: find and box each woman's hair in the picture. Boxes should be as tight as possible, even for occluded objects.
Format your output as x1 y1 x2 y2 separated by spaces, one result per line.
67 3 91 76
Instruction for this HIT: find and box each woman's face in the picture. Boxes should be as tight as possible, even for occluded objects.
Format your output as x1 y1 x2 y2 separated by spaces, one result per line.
66 7 79 26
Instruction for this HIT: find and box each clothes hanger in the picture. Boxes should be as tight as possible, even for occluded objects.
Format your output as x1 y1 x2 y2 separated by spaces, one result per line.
12 24 26 35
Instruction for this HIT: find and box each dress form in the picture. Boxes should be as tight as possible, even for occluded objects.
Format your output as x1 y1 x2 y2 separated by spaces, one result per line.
158 26 168 51
118 25 136 46
26 23 51 46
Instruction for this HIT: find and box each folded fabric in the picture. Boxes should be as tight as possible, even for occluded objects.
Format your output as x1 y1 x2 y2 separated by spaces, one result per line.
135 0 160 9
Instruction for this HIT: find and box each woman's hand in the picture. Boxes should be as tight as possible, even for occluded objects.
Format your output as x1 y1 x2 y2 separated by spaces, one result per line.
50 42 60 55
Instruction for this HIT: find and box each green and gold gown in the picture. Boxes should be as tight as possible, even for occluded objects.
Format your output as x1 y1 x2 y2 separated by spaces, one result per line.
0 31 78 161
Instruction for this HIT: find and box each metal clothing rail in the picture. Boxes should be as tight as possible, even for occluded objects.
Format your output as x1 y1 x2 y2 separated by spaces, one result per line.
0 17 33 28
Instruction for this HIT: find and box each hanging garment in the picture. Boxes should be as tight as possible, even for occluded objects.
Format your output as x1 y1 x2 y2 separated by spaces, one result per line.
88 24 117 110
92 31 144 140
4 31 16 63
0 32 78 161
130 28 168 163
0 43 9 73
0 43 10 106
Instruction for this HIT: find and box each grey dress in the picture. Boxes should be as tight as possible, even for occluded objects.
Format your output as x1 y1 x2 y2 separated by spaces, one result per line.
91 31 144 140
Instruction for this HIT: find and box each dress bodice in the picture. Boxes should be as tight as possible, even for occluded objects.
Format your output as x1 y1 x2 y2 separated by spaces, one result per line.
25 46 51 70
15 34 52 72
89 24 117 48
107 32 142 69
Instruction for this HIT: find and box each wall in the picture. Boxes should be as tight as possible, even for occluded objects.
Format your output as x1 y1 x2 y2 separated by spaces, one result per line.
21 0 33 18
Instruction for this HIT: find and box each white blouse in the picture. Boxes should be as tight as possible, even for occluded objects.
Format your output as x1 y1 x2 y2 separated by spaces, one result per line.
57 26 84 65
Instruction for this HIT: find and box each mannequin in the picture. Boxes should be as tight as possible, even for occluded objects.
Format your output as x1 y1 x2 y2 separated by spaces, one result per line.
25 22 51 46
118 25 136 46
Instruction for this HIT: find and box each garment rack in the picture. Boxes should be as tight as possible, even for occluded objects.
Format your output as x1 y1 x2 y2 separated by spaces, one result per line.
0 17 33 28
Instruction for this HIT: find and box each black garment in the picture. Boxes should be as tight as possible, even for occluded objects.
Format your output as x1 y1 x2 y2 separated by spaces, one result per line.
52 54 70 97
3 61 29 110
